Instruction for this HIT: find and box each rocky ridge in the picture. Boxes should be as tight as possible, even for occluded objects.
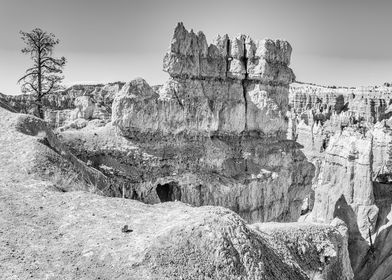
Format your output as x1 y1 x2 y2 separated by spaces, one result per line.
0 82 124 128
0 106 352 279
67 22 314 224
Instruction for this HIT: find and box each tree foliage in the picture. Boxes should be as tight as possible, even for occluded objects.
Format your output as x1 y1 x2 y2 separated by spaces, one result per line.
18 28 66 118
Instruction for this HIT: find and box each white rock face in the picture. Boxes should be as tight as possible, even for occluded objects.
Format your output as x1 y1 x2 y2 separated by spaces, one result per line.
309 129 375 224
114 23 295 137
289 82 392 278
0 106 349 280
73 96 95 120
302 129 378 271
372 122 392 174
108 23 314 224
163 22 295 84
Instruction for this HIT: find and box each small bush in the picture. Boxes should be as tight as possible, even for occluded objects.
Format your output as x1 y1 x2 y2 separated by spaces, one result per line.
50 169 103 195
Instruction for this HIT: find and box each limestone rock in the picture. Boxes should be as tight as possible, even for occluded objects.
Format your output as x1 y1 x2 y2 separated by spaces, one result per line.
107 23 314 223
163 22 295 85
251 222 354 280
0 107 109 195
309 129 376 225
355 204 392 280
60 121 314 224
73 96 95 120
289 82 392 123
0 82 125 128
0 106 329 280
289 82 392 277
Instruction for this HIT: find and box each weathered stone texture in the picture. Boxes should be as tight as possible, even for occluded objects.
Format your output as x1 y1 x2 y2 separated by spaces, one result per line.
105 23 313 223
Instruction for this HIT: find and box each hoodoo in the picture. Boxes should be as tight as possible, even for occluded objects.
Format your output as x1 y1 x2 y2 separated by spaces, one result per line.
106 22 315 223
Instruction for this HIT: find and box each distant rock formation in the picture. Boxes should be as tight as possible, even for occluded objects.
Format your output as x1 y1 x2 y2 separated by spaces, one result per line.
290 82 392 278
289 82 392 124
1 82 125 128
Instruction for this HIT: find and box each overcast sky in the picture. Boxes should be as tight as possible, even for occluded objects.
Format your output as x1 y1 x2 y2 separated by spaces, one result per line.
1 0 391 94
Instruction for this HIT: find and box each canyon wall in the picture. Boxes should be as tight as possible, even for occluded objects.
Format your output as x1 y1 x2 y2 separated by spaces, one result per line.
290 82 392 278
0 23 364 279
1 82 124 128
104 22 314 223
55 23 315 225
290 82 392 123
0 106 353 280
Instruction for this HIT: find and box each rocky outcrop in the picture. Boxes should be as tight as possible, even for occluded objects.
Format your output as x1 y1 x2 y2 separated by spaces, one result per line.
0 107 109 194
354 182 392 280
289 82 392 124
0 105 349 280
290 82 392 278
251 221 354 280
163 23 294 84
91 22 314 224
307 129 376 228
302 129 377 270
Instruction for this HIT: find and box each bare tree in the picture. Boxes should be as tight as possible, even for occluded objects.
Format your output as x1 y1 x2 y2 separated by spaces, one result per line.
18 28 66 118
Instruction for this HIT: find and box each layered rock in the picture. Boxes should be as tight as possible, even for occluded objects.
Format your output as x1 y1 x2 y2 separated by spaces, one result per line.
290 82 392 278
0 106 350 280
163 23 294 84
1 82 124 128
99 23 313 223
289 82 392 124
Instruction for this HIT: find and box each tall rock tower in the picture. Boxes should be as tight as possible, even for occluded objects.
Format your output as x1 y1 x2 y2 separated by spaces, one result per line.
112 23 313 223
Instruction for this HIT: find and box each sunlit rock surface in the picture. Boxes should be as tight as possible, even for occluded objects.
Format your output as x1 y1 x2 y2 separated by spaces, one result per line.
0 82 124 128
290 82 392 278
0 106 349 280
103 23 314 223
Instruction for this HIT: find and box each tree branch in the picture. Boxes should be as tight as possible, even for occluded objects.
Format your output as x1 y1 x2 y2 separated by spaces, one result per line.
17 72 38 83
25 82 39 93
41 64 60 72
41 56 65 66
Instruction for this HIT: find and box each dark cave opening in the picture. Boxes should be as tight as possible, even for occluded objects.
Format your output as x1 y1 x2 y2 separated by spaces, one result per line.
156 181 182 202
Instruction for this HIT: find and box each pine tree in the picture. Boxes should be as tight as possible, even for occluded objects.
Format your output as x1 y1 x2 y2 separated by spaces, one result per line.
18 28 66 118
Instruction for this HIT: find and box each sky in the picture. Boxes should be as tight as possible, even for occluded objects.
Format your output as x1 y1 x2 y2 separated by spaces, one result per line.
1 0 392 94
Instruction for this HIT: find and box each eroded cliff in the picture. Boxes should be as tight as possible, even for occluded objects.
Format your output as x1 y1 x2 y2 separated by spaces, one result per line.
290 82 392 278
0 106 351 280
61 22 314 224
0 82 124 128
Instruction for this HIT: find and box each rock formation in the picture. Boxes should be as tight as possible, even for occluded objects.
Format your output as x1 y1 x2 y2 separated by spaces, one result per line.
3 28 316 225
7 23 382 279
251 221 354 280
0 82 124 128
76 22 314 224
290 82 392 278
0 106 352 280
289 83 392 126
